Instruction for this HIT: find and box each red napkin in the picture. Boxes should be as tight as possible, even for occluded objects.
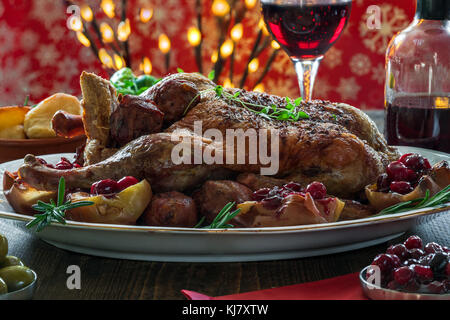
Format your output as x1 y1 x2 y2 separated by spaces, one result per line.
182 272 367 300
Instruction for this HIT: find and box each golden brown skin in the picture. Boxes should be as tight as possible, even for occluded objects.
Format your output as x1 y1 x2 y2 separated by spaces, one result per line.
17 72 399 198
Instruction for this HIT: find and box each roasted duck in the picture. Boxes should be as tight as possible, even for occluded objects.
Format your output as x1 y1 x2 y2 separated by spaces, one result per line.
17 72 399 199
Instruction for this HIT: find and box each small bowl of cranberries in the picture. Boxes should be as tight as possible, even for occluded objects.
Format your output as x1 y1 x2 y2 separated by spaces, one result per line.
360 235 450 300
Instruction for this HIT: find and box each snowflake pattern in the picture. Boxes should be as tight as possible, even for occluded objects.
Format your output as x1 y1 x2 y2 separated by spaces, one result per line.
35 44 61 67
323 47 343 69
371 63 385 85
349 53 372 76
336 77 361 101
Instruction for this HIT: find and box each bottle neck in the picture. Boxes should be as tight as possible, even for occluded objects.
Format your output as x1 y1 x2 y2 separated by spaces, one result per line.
415 0 450 20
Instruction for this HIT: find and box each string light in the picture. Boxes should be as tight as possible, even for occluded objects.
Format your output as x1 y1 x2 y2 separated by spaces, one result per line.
253 83 264 92
248 58 259 73
271 40 281 50
101 0 115 18
158 34 171 54
245 0 257 9
211 0 230 17
220 39 234 59
211 50 218 63
117 19 131 42
76 32 90 47
258 18 270 36
140 57 153 75
223 78 234 88
100 22 114 43
99 48 113 68
114 54 124 69
80 5 93 22
69 16 83 32
140 8 153 23
187 27 202 47
230 23 243 42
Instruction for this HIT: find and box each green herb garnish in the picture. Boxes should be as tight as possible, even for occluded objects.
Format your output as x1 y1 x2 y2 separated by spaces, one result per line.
184 85 309 121
110 67 160 95
24 95 29 106
194 202 241 229
207 70 215 81
26 177 94 232
378 185 450 216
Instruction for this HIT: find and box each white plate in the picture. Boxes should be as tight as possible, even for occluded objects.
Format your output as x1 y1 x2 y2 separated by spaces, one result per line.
0 146 449 262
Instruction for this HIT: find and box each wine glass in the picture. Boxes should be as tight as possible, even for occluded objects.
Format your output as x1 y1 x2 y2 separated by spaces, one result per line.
260 0 352 101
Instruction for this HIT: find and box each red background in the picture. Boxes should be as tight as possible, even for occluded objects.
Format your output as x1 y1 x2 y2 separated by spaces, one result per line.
0 0 416 109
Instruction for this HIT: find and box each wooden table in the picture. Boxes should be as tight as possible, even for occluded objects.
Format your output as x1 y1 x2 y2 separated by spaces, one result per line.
0 213 448 300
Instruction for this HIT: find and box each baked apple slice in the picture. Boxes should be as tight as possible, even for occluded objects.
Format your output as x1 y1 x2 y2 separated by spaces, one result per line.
234 182 345 227
365 153 450 211
3 171 56 215
66 178 152 225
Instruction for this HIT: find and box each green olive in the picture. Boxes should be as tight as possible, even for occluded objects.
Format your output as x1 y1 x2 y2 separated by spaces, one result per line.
0 256 24 268
0 266 35 292
0 277 7 294
0 234 7 263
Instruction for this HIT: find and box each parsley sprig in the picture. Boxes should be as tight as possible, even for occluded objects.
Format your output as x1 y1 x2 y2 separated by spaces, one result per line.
184 85 309 121
194 202 241 229
378 184 450 215
26 177 94 232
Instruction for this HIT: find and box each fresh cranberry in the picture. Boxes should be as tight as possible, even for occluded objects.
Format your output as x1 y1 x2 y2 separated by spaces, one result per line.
427 281 445 294
424 242 443 254
419 253 435 266
283 182 303 192
399 153 414 164
411 264 433 282
443 246 450 254
37 157 48 165
55 160 73 170
428 252 448 274
305 181 327 199
90 179 119 195
404 235 423 250
446 262 450 276
408 248 425 260
252 188 271 201
371 254 395 274
403 259 420 266
394 266 414 285
117 176 139 191
261 196 282 210
386 161 409 181
390 181 413 194
404 279 420 292
376 173 391 192
405 169 418 182
400 153 431 172
387 280 399 290
387 244 410 261
390 254 402 268
73 163 82 168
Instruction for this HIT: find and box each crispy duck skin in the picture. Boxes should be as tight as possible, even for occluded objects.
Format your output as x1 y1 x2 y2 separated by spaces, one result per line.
17 73 399 198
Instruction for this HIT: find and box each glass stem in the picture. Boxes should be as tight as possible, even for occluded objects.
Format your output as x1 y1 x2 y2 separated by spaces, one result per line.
292 56 323 102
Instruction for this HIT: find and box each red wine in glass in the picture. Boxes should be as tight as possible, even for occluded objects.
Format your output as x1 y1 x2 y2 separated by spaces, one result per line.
261 0 352 100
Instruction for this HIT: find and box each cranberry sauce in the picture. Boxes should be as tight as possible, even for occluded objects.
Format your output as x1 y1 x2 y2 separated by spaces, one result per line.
90 176 139 196
376 153 431 194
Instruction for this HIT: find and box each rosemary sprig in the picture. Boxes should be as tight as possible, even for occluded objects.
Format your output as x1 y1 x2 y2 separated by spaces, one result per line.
194 202 241 229
26 177 94 232
184 85 309 122
378 184 450 216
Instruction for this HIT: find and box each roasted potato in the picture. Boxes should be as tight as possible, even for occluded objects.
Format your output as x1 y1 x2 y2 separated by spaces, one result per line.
140 191 197 227
66 180 152 225
0 106 30 139
24 93 82 139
